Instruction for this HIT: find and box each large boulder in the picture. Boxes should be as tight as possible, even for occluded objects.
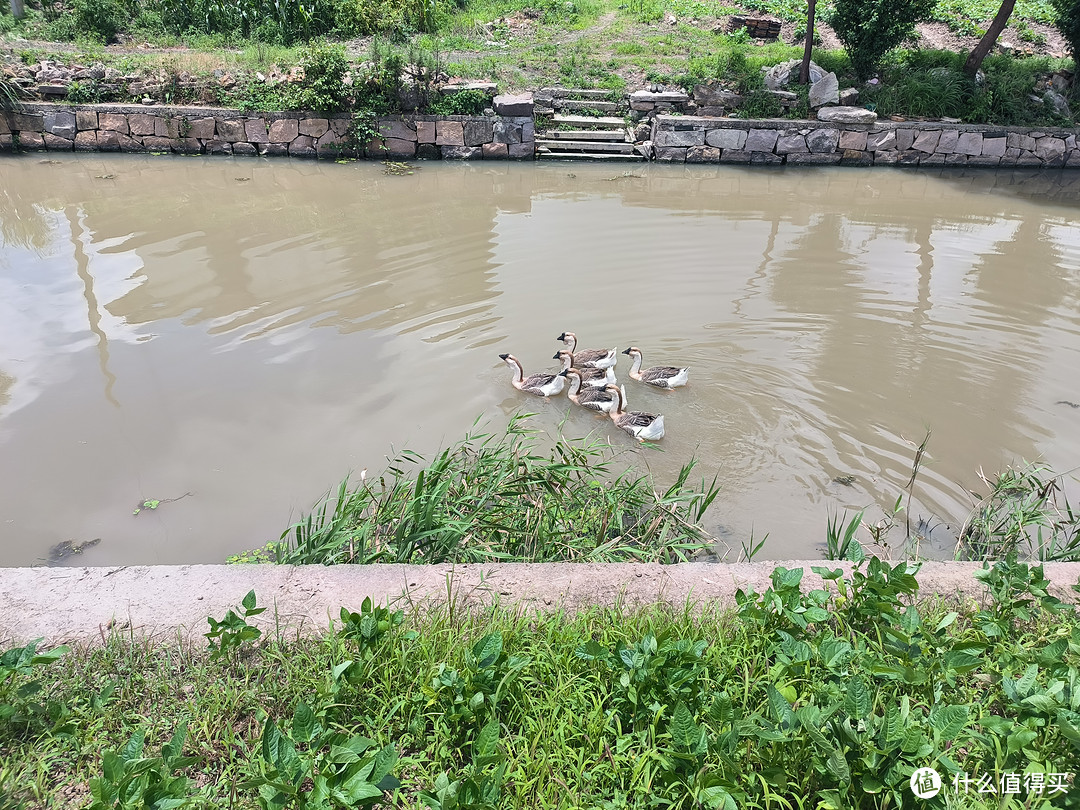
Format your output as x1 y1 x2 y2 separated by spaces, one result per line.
808 72 839 108
816 106 878 124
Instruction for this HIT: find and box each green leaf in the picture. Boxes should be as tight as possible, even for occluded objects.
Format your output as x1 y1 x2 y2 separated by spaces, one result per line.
930 704 969 739
766 685 796 729
241 589 258 611
843 676 871 720
292 702 316 744
575 640 609 661
338 773 384 803
472 632 503 668
826 748 851 785
934 611 959 632
476 719 500 760
671 702 700 748
370 744 398 785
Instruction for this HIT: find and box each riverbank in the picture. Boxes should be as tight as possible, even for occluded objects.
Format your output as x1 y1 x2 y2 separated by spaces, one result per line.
3 557 1079 809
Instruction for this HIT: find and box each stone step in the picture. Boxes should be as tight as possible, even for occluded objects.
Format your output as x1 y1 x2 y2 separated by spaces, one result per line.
541 129 627 141
553 99 622 113
552 114 626 129
536 139 636 154
540 87 616 99
536 150 645 162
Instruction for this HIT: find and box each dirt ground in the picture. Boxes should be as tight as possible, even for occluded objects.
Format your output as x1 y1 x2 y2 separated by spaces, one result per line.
5 560 1080 646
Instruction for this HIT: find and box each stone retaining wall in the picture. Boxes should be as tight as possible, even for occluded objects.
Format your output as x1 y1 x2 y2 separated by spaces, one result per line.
651 115 1080 168
0 103 535 160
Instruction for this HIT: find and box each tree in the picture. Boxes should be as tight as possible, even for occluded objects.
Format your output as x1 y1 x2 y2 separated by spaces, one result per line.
800 0 818 84
963 0 1017 76
1051 0 1080 74
828 0 937 79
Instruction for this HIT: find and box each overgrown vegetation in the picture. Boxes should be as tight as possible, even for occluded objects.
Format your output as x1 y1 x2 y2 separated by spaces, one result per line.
3 556 1080 808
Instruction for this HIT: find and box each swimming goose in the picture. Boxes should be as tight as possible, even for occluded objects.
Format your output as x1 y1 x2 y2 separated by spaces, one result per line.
606 384 665 441
554 350 616 389
560 368 618 413
499 353 565 397
622 347 689 389
556 332 617 370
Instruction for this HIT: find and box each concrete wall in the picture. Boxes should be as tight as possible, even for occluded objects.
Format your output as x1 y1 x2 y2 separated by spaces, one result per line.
0 103 535 160
651 115 1080 168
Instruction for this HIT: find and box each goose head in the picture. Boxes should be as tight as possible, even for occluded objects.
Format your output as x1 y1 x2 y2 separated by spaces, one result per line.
622 347 642 357
553 349 575 369
557 331 577 349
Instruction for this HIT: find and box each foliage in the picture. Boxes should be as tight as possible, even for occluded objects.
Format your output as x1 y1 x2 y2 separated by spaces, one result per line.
155 0 335 44
268 414 721 566
828 0 938 78
71 0 127 43
418 719 507 810
337 597 405 661
87 725 201 809
865 67 969 119
427 88 490 115
1052 0 1080 63
66 79 104 104
288 41 351 112
205 589 266 661
0 639 70 733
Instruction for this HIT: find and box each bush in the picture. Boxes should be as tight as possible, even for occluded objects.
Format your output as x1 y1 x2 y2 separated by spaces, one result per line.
288 41 351 111
828 0 937 79
427 88 489 115
1052 0 1080 69
71 0 126 42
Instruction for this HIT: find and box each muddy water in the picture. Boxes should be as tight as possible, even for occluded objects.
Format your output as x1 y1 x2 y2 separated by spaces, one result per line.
2 155 1080 566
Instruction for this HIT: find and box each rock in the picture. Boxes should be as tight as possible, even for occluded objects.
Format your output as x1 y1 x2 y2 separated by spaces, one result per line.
493 93 533 116
43 111 76 139
838 87 859 106
441 145 483 160
816 106 877 124
1045 90 1072 118
808 72 839 108
693 84 743 108
632 122 651 142
764 59 824 91
806 128 839 153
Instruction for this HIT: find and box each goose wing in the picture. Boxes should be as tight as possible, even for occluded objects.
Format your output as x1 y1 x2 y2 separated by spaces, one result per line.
573 348 616 369
522 372 558 391
642 366 685 381
617 411 659 429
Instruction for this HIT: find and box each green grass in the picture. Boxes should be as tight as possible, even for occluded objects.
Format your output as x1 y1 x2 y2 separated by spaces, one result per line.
3 557 1080 808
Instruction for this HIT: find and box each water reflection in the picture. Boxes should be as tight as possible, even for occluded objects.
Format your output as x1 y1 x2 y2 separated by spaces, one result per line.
1 155 1079 566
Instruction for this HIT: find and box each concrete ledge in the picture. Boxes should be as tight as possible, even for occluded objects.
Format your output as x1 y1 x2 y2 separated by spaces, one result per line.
4 562 1080 646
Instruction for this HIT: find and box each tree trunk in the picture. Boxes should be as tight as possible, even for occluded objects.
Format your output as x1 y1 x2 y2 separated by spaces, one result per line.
800 0 817 84
963 0 1016 76
10 0 25 18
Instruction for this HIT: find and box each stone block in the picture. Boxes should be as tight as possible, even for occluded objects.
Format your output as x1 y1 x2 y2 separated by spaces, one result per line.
981 136 1006 157
268 118 299 144
493 93 533 116
655 146 687 162
330 118 350 137
686 145 720 163
655 129 704 147
838 130 867 151
436 121 465 146
441 145 482 159
520 119 535 143
786 152 842 165
289 135 317 158
0 134 11 151
245 119 269 144
142 136 173 152
95 131 120 151
507 142 534 159
154 117 172 138
956 131 983 156
937 130 959 153
806 128 839 153
775 132 808 154
921 153 946 165
840 149 872 166
43 111 76 139
365 138 388 157
128 114 155 136
42 133 73 150
260 143 288 157
75 110 98 131
299 118 329 138
967 155 1001 167
808 72 839 108
944 153 967 166
74 130 97 151
866 130 896 151
912 130 940 153
19 131 45 150
745 129 779 152
492 120 522 145
1004 147 1021 159
12 113 43 131
1036 136 1067 161
417 143 440 160
188 118 215 140
705 128 747 150
0 116 8 136
416 121 436 143
874 151 900 165
217 119 246 142
464 119 494 147
898 150 921 166
172 137 202 154
379 119 415 141
694 86 743 108
117 134 144 152
1016 155 1043 167
316 131 344 156
718 149 752 163
206 140 232 155
384 137 416 158
482 142 508 159
751 152 784 164
98 113 128 135
232 142 258 156
1019 134 1037 151
896 129 916 151
815 106 876 124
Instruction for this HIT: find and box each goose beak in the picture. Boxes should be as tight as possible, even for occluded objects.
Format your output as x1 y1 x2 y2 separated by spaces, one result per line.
552 352 561 360
556 332 567 341
498 353 510 360
558 369 568 377
621 348 631 355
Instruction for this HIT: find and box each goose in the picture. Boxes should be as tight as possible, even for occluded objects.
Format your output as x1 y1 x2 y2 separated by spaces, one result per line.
622 347 689 389
560 368 618 413
556 332 617 370
499 353 565 397
554 350 616 389
606 384 665 441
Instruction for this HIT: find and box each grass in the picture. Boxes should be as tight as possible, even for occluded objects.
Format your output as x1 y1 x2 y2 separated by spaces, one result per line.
3 556 1080 808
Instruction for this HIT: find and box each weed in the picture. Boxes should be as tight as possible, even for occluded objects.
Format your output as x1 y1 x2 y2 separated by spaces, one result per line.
87 725 202 809
0 639 70 733
205 589 266 662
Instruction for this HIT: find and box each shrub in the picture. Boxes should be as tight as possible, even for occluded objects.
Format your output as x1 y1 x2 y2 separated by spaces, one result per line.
427 88 489 115
1052 0 1080 69
71 0 126 42
828 0 937 79
289 41 351 112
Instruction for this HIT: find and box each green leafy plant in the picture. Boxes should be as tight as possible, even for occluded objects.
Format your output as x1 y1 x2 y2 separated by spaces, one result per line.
0 639 70 732
418 719 507 810
427 89 489 115
88 725 201 809
338 597 404 661
828 0 937 79
205 589 265 661
288 41 351 112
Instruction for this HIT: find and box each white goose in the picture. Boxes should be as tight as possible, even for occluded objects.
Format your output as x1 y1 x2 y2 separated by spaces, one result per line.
554 350 616 389
622 347 689 389
606 384 665 441
499 353 565 397
557 331 617 370
560 368 618 413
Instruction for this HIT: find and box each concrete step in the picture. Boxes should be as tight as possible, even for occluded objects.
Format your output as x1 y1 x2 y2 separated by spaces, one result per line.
553 99 621 113
536 150 645 162
552 114 626 129
540 87 616 99
536 139 636 154
541 130 627 141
